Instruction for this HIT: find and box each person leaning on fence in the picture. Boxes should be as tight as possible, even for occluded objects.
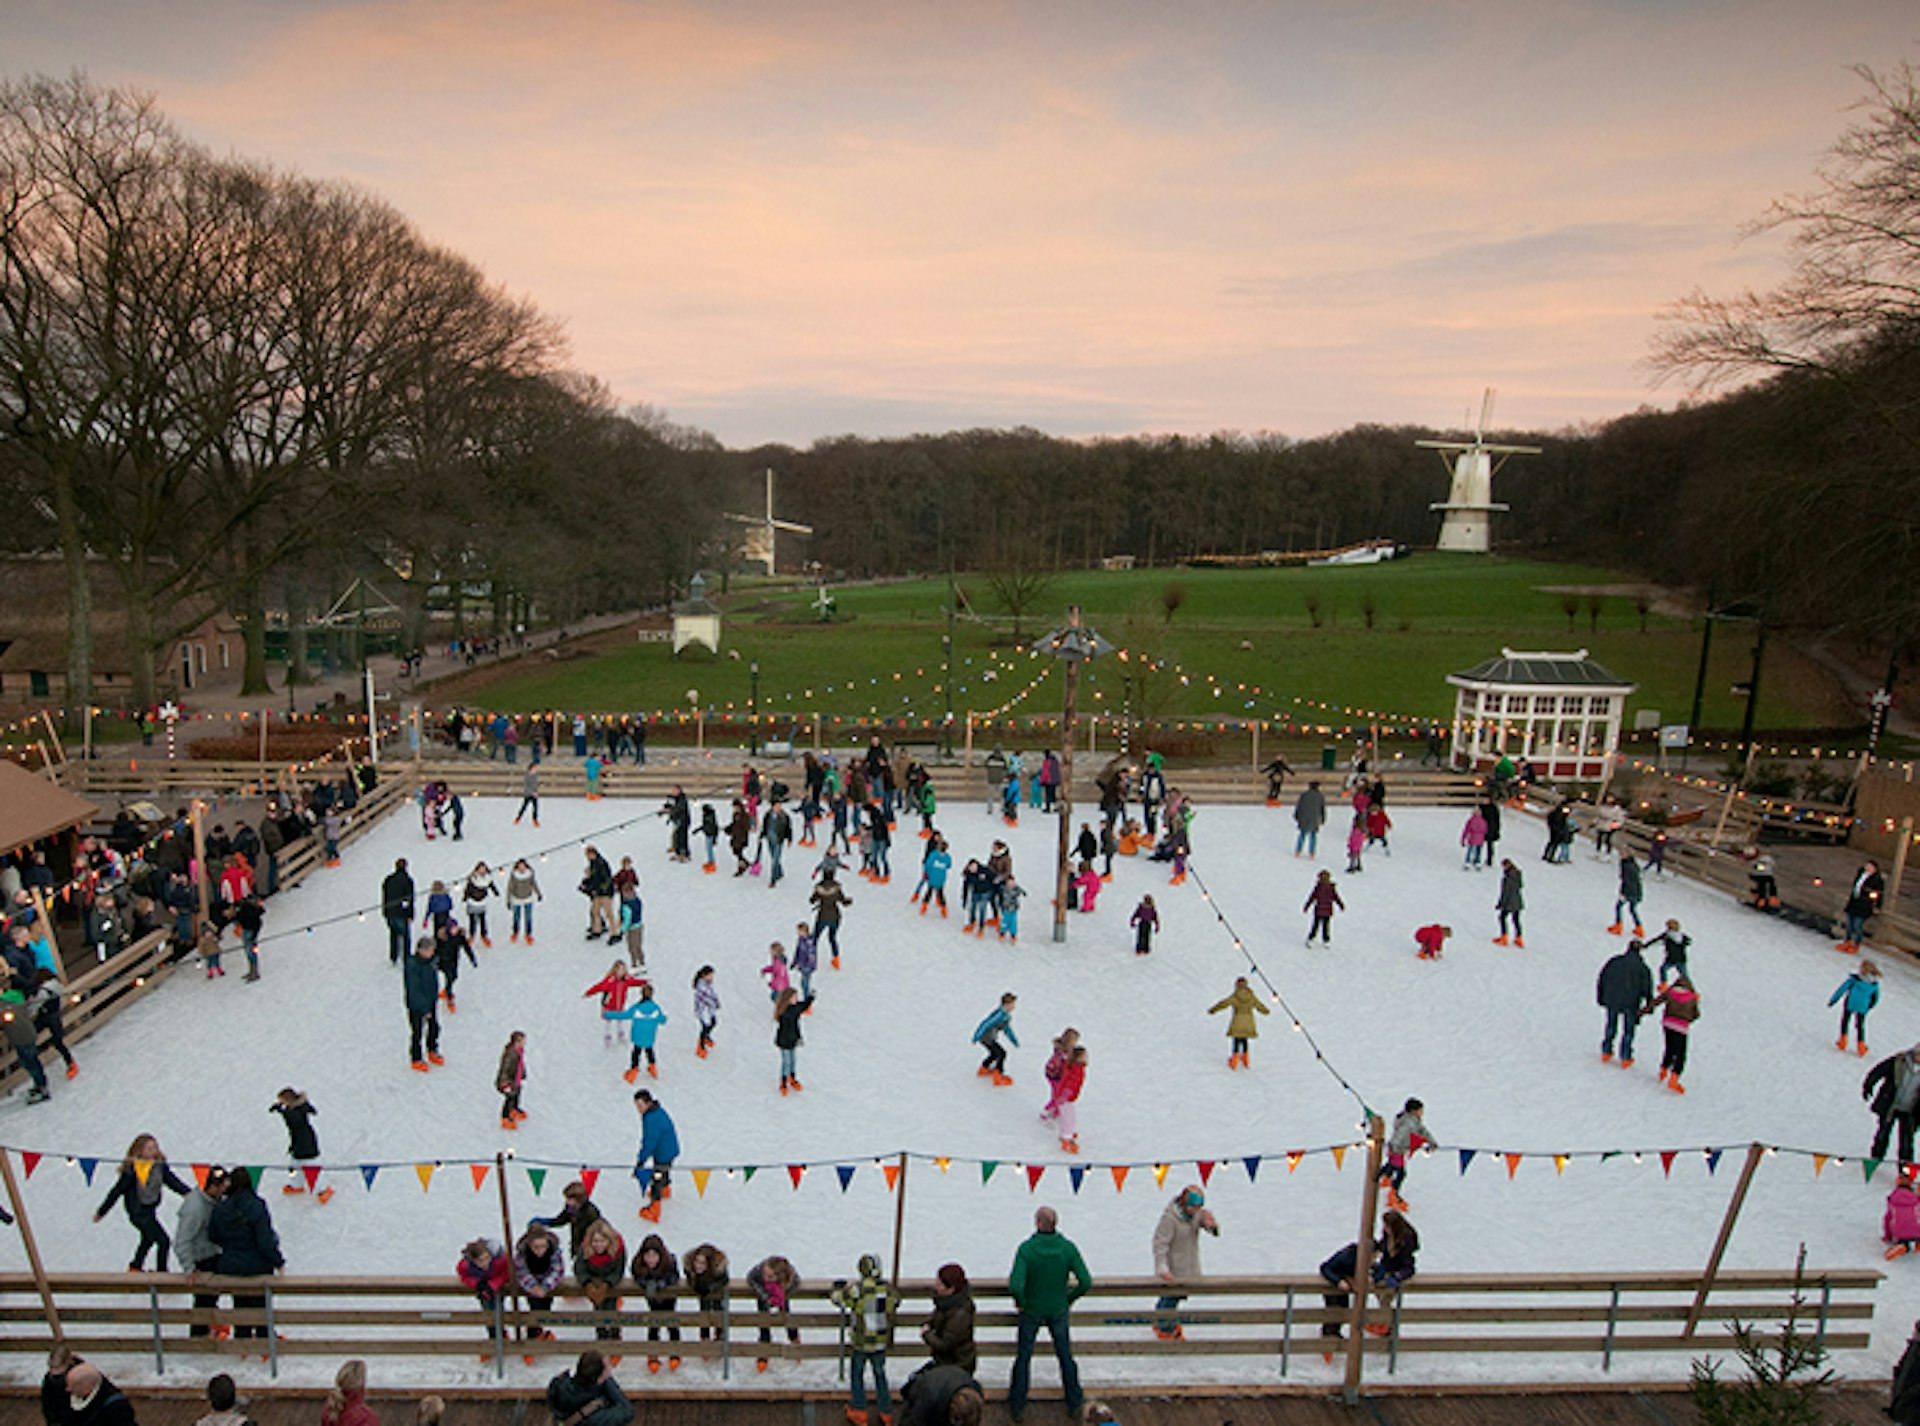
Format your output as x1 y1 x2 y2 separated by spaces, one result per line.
898 1362 984 1426
921 1262 977 1373
44 1356 135 1426
1006 1205 1091 1424
1150 1185 1218 1341
1318 1209 1420 1354
546 1350 634 1426
830 1252 902 1425
318 1361 377 1426
194 1375 253 1426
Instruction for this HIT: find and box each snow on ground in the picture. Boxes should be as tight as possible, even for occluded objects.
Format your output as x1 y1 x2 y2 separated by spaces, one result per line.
5 790 1913 1392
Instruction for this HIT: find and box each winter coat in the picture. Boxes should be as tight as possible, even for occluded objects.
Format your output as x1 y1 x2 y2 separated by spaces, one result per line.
1618 858 1644 902
630 1237 680 1301
1831 974 1882 1019
747 1257 799 1313
1481 801 1502 841
1388 1108 1433 1159
319 1389 379 1426
635 1101 681 1168
761 957 791 994
1496 865 1524 912
1131 902 1159 934
506 868 542 905
685 1248 730 1306
581 854 614 898
208 1187 283 1275
1374 1224 1420 1288
1293 788 1326 832
1596 947 1654 1013
775 996 814 1049
810 882 851 925
272 1096 321 1160
792 933 818 975
1008 1228 1092 1318
923 1285 978 1372
1865 1052 1920 1120
1151 1197 1215 1280
1365 806 1390 840
97 1162 189 1221
541 1198 604 1262
1461 812 1487 847
1887 1184 1920 1244
458 1242 511 1303
615 1000 667 1048
1345 823 1365 857
972 1006 1018 1047
496 1042 526 1094
575 1230 628 1304
1652 982 1700 1034
1414 925 1447 956
727 810 752 855
1058 1059 1086 1102
830 1258 901 1352
463 872 498 907
403 952 440 1015
175 1186 222 1269
924 850 952 888
546 1370 633 1426
694 979 721 1027
584 970 645 1014
1849 867 1887 919
514 1230 567 1296
1208 985 1269 1039
1303 881 1344 917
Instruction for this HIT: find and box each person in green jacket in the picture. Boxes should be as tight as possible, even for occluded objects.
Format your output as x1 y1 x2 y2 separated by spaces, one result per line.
1208 976 1270 1070
829 1252 901 1424
1007 1207 1091 1423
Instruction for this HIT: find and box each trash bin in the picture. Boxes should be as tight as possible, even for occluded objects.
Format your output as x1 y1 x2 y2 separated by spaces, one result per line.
1320 745 1338 771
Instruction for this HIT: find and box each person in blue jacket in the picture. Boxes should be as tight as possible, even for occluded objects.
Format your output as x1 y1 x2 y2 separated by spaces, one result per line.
1833 959 1883 1056
404 936 443 1071
615 984 669 1083
633 1088 680 1223
972 993 1019 1085
917 836 953 917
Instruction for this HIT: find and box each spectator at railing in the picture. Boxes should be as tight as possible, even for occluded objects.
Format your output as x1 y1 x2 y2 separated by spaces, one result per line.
208 1165 283 1339
318 1360 376 1426
545 1350 632 1426
193 1373 252 1426
42 1350 135 1426
898 1362 983 1426
920 1262 976 1373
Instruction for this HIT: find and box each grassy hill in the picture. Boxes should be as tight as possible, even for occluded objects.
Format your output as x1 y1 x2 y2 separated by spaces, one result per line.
449 556 1852 733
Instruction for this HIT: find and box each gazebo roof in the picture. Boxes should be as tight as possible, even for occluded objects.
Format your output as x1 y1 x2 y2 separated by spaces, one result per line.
0 760 100 858
1448 648 1636 693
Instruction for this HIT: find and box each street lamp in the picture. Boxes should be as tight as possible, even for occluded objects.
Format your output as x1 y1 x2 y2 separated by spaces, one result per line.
1041 606 1112 943
749 660 761 755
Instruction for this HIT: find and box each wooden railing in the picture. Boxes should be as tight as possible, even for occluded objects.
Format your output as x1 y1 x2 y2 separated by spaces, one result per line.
0 1266 1876 1387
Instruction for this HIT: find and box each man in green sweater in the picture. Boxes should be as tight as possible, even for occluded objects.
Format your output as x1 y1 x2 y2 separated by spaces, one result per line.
1006 1205 1091 1423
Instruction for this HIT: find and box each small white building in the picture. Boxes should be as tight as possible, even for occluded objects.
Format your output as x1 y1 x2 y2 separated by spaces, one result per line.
1447 648 1636 780
671 573 722 656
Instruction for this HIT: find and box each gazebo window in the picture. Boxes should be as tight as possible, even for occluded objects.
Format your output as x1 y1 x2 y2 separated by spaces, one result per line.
1533 696 1555 713
1588 696 1610 715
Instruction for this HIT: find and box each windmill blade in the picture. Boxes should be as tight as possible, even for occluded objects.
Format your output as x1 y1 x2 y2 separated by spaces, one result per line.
1478 387 1497 440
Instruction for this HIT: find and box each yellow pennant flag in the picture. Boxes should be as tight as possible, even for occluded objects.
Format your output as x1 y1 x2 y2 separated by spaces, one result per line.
1554 1155 1569 1176
692 1169 711 1199
1812 1154 1828 1178
935 1157 952 1175
1152 1163 1170 1188
1110 1165 1131 1193
133 1159 153 1187
416 1163 436 1193
1330 1146 1347 1171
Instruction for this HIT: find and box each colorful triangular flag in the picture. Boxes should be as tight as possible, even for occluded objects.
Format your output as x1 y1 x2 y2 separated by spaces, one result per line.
1813 1154 1828 1178
1504 1153 1521 1180
1330 1146 1347 1171
788 1164 806 1189
527 1167 548 1196
1111 1165 1131 1192
244 1167 264 1189
1864 1157 1884 1184
981 1161 999 1185
471 1164 489 1191
1458 1149 1476 1176
1070 1166 1086 1195
1601 1151 1621 1163
1286 1151 1304 1174
78 1157 98 1186
1026 1164 1045 1192
882 1164 900 1192
1660 1152 1677 1179
1553 1155 1569 1176
20 1151 39 1180
692 1169 711 1198
1152 1163 1170 1188
934 1157 951 1174
304 1166 323 1192
836 1165 856 1194
1244 1156 1261 1183
416 1164 436 1192
361 1165 380 1190
1197 1160 1215 1186
579 1168 600 1197
742 1166 758 1184
189 1163 210 1189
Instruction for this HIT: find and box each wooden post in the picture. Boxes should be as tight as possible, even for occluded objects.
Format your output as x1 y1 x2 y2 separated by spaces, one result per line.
1088 715 1097 756
189 801 210 941
696 707 704 754
963 713 975 768
39 709 65 765
0 1147 62 1341
412 705 425 778
888 1152 909 1295
1052 616 1084 946
1682 1141 1766 1339
257 711 269 790
26 887 65 981
1251 719 1261 774
82 705 93 763
1889 816 1915 905
1343 1113 1387 1402
33 741 52 777
1709 781 1740 849
812 712 822 752
495 1152 526 1344
1370 721 1379 771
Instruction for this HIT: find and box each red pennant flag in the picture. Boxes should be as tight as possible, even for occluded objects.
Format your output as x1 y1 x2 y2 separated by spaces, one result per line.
1197 1160 1215 1186
579 1169 600 1197
471 1164 489 1191
21 1152 40 1180
304 1166 323 1192
1110 1165 1130 1192
1286 1151 1304 1174
1659 1151 1677 1178
1504 1153 1522 1180
882 1164 901 1192
1026 1164 1045 1192
788 1164 805 1189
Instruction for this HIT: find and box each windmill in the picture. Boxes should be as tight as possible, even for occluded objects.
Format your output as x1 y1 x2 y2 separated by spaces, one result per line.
1417 389 1541 553
724 468 813 575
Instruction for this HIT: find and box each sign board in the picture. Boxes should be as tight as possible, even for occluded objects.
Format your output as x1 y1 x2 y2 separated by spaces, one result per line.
1633 709 1662 732
1658 724 1690 749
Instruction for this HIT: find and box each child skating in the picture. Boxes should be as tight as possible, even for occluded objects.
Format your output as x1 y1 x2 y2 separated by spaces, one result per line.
272 1088 333 1203
1832 960 1882 1056
617 984 668 1083
774 987 814 1095
462 862 498 947
692 965 719 1059
1651 973 1700 1093
1131 895 1159 955
1886 1170 1920 1259
1040 1028 1080 1126
998 878 1025 942
584 961 647 1047
1303 870 1344 945
1344 817 1365 874
1610 853 1645 937
505 858 541 943
1381 1097 1433 1211
1055 1045 1088 1153
973 992 1019 1086
791 924 818 1006
760 943 791 1001
916 836 952 917
1653 918 1691 987
1208 976 1269 1069
496 1031 527 1128
1413 924 1451 960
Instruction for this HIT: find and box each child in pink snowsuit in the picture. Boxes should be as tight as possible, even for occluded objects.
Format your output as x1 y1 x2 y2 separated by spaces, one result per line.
1345 819 1366 874
1886 1172 1920 1259
760 943 791 1002
1054 1047 1088 1153
1039 1030 1080 1123
1461 809 1488 869
1072 863 1102 913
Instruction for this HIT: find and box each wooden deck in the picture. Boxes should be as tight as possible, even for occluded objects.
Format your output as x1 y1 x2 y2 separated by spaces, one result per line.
0 1383 1893 1425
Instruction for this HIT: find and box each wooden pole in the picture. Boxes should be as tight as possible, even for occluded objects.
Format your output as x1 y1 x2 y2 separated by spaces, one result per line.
494 1152 526 1344
33 741 52 777
812 712 822 753
189 801 210 941
1052 615 1083 946
82 705 93 764
1370 721 1379 771
1682 1141 1766 1339
1889 816 1915 906
0 1147 62 1342
412 705 424 779
26 886 65 981
1251 718 1261 774
963 713 974 769
1342 1113 1387 1402
257 711 269 791
888 1152 909 1295
1709 781 1740 849
39 709 65 765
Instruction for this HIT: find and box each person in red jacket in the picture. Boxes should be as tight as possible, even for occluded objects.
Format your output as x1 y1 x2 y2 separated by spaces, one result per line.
1413 925 1451 960
457 1238 512 1356
584 962 647 1048
1303 871 1345 945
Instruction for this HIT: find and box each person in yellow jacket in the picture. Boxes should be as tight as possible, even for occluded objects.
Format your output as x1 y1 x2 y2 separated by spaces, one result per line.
1208 975 1270 1070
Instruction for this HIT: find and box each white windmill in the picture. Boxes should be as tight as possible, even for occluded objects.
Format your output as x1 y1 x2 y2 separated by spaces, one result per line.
1417 389 1541 553
724 468 814 575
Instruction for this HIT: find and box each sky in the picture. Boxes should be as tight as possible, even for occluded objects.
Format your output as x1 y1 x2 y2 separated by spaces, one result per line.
5 0 1916 448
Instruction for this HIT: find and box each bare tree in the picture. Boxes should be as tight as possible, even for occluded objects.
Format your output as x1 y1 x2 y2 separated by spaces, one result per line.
981 536 1058 642
1160 581 1188 624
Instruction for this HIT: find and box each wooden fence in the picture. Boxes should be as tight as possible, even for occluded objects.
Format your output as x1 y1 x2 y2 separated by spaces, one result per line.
0 1265 1876 1387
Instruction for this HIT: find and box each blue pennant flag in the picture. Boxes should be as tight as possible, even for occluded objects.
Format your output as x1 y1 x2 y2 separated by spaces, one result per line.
78 1157 98 1186
836 1165 856 1194
1068 1166 1085 1195
361 1165 380 1190
1244 1156 1261 1183
1457 1149 1476 1177
1707 1151 1724 1178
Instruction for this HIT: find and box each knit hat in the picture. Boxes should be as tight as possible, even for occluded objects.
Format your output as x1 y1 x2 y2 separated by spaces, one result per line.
937 1262 968 1291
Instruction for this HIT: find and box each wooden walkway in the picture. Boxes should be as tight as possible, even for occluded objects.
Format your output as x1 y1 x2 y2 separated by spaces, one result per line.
0 1384 1892 1425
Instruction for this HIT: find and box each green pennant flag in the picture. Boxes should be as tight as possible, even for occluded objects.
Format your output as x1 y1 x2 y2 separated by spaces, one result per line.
527 1167 548 1196
244 1166 264 1190
1600 1151 1621 1163
1865 1157 1885 1184
742 1166 758 1184
981 1161 999 1185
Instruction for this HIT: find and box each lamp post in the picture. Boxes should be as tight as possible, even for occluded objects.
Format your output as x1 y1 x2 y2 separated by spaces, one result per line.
749 660 761 755
1042 606 1112 944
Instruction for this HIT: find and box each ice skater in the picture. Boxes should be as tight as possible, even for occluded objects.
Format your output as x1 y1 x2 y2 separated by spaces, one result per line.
973 992 1019 1086
506 858 541 943
1833 960 1882 1057
760 942 791 1002
1208 976 1268 1069
1493 859 1524 947
1303 870 1344 945
810 872 852 969
693 965 719 1059
1040 1028 1080 1125
1651 973 1700 1093
584 961 646 1047
616 984 667 1083
1461 806 1487 869
271 1087 332 1201
791 923 818 1005
1380 1098 1433 1211
1413 924 1450 960
1131 895 1158 955
496 1030 527 1128
1610 852 1645 937
1652 918 1690 988
462 862 498 947
774 987 814 1095
1054 1045 1088 1153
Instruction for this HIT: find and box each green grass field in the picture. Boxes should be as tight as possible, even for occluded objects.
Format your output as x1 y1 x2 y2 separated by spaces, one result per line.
459 556 1850 733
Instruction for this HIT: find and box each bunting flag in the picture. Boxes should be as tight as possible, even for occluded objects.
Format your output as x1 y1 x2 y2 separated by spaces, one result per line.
1152 1163 1170 1188
304 1166 323 1192
1813 1154 1828 1178
692 1169 711 1199
1707 1151 1724 1177
1070 1166 1086 1195
1330 1146 1347 1171
1286 1152 1304 1174
244 1167 264 1189
77 1158 97 1186
836 1165 856 1194
133 1159 153 1187
1660 1152 1677 1179
1504 1153 1521 1180
981 1162 999 1185
21 1152 39 1180
527 1168 548 1196
1111 1166 1131 1192
935 1158 951 1175
580 1169 601 1197
189 1163 210 1189
1601 1151 1621 1163
1243 1156 1261 1184
788 1165 806 1189
416 1164 436 1193
471 1164 490 1191
1026 1165 1045 1192
1864 1158 1884 1184
742 1166 758 1184
882 1164 900 1192
1197 1161 1215 1186
1553 1155 1569 1176
361 1165 380 1190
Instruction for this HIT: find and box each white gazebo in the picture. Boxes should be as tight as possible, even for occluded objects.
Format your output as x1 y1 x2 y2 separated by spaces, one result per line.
1447 648 1636 780
671 573 722 656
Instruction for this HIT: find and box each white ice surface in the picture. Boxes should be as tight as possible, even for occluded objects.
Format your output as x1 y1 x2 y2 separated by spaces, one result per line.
5 792 1909 1393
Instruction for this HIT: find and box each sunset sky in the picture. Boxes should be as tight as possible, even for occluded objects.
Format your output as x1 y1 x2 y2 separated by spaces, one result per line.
7 0 1916 447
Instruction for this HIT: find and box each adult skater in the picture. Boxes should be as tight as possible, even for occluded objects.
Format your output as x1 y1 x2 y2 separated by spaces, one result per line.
759 798 793 887
1480 795 1503 867
1865 1044 1920 1164
1650 974 1700 1094
631 1088 679 1223
580 848 615 939
663 787 692 863
1208 976 1268 1069
382 859 415 965
93 1133 189 1271
1005 1207 1091 1425
1596 938 1654 1068
1493 859 1524 947
810 871 852 969
1382 1099 1434 1211
405 936 444 1072
1150 1185 1219 1341
1842 860 1887 953
1261 755 1294 805
1292 782 1326 858
515 766 541 827
1609 853 1645 937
